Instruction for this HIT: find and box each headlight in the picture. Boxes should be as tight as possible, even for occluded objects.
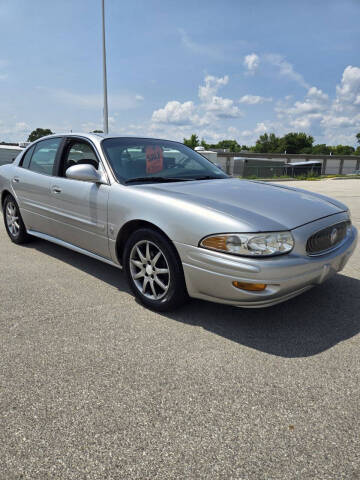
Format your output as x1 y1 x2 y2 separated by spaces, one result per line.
200 232 294 257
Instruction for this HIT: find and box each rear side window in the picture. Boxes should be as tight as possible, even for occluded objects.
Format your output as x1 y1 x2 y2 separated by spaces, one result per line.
28 138 62 175
21 145 35 169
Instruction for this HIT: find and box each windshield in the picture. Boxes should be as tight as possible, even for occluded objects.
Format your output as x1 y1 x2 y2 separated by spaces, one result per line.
101 138 227 184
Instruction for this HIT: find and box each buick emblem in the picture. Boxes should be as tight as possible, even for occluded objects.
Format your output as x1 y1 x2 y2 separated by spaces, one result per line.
330 227 338 245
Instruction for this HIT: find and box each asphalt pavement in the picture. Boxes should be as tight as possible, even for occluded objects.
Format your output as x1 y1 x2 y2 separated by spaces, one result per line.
0 179 359 479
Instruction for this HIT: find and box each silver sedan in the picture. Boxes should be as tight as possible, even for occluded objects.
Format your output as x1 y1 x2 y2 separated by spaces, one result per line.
0 133 357 311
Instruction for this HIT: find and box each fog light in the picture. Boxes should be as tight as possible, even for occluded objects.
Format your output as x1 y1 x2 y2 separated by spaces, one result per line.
232 281 267 291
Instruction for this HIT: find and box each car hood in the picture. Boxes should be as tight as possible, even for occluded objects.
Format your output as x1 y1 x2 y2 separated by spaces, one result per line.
138 178 346 231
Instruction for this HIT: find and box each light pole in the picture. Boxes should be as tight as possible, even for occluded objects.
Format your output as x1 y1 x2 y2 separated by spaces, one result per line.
102 0 109 134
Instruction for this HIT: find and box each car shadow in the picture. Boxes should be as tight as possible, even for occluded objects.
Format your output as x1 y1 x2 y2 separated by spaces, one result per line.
165 274 360 358
26 239 360 358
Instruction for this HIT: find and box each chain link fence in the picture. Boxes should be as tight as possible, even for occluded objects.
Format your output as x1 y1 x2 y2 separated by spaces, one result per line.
243 165 322 179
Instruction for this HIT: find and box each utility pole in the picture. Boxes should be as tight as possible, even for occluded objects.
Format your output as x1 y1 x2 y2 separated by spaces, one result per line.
102 0 109 134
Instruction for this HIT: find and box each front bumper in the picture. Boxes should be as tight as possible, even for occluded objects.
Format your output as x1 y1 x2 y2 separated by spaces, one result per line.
175 215 358 308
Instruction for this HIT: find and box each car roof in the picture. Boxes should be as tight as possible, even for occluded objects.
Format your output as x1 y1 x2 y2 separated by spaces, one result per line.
41 132 184 145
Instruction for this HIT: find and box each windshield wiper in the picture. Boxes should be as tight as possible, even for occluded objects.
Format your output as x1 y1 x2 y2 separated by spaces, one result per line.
193 175 223 180
124 176 194 184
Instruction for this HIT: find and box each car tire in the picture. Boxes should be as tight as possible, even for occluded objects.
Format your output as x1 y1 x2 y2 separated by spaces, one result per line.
3 194 31 244
123 228 188 311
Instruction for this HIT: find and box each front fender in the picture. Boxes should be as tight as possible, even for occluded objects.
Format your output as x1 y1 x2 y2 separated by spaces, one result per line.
106 184 246 264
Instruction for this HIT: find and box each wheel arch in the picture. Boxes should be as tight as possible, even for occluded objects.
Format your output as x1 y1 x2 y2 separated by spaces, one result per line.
115 219 182 267
1 189 13 208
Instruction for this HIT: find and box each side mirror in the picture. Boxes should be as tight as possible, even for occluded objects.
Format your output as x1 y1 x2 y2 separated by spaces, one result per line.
66 164 104 183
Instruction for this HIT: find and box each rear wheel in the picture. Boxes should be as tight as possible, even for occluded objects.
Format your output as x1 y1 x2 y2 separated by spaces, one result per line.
123 228 188 311
3 195 31 244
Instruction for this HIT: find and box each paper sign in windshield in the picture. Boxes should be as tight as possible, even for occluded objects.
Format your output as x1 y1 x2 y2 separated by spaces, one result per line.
146 146 163 174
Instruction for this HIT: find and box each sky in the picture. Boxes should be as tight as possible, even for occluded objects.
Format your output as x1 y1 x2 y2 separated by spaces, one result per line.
0 0 360 146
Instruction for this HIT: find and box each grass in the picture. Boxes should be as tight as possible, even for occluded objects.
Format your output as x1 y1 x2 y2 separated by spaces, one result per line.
323 174 360 179
243 174 320 181
244 174 292 180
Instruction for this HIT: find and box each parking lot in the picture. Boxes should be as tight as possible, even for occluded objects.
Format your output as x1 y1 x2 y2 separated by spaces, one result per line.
0 179 359 480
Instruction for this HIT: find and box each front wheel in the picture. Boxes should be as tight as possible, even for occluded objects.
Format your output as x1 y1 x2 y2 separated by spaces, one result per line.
123 228 188 311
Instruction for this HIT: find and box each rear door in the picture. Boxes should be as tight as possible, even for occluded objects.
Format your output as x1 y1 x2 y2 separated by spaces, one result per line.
11 137 63 235
48 137 110 259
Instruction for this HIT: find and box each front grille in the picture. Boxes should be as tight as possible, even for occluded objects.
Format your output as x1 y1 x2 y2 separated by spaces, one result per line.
306 220 350 255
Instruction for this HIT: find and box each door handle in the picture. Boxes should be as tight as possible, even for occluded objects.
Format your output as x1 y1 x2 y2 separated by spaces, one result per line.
52 187 62 194
13 177 20 183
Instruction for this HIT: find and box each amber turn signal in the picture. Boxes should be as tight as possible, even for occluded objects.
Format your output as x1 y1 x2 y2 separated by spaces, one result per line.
201 235 228 251
232 281 267 291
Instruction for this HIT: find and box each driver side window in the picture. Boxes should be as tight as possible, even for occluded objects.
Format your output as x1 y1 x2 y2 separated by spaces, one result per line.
62 141 99 176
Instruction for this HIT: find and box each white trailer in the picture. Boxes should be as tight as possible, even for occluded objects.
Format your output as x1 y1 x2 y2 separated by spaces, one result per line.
0 145 23 166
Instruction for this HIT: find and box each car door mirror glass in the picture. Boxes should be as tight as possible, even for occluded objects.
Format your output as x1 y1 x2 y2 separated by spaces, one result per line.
66 164 103 183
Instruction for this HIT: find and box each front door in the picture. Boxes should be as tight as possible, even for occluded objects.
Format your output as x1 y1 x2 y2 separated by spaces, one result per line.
48 138 110 259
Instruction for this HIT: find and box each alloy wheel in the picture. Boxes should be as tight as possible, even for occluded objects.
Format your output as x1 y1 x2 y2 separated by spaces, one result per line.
129 240 170 300
5 201 20 237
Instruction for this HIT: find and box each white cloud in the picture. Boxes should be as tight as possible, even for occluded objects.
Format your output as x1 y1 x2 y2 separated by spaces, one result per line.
151 74 241 127
321 115 358 129
289 117 311 130
199 75 241 118
202 95 240 118
334 65 360 109
307 86 329 102
120 66 360 145
243 52 309 89
279 86 329 117
254 122 269 134
244 53 259 74
264 53 309 88
151 100 197 125
4 63 357 147
239 95 272 104
272 66 360 144
198 75 229 102
319 67 360 137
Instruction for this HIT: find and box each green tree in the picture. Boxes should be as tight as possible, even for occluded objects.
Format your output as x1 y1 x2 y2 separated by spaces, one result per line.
213 139 241 152
27 128 54 142
332 145 355 155
183 134 200 149
200 138 209 149
356 132 360 145
252 133 281 153
278 132 314 154
311 144 331 155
